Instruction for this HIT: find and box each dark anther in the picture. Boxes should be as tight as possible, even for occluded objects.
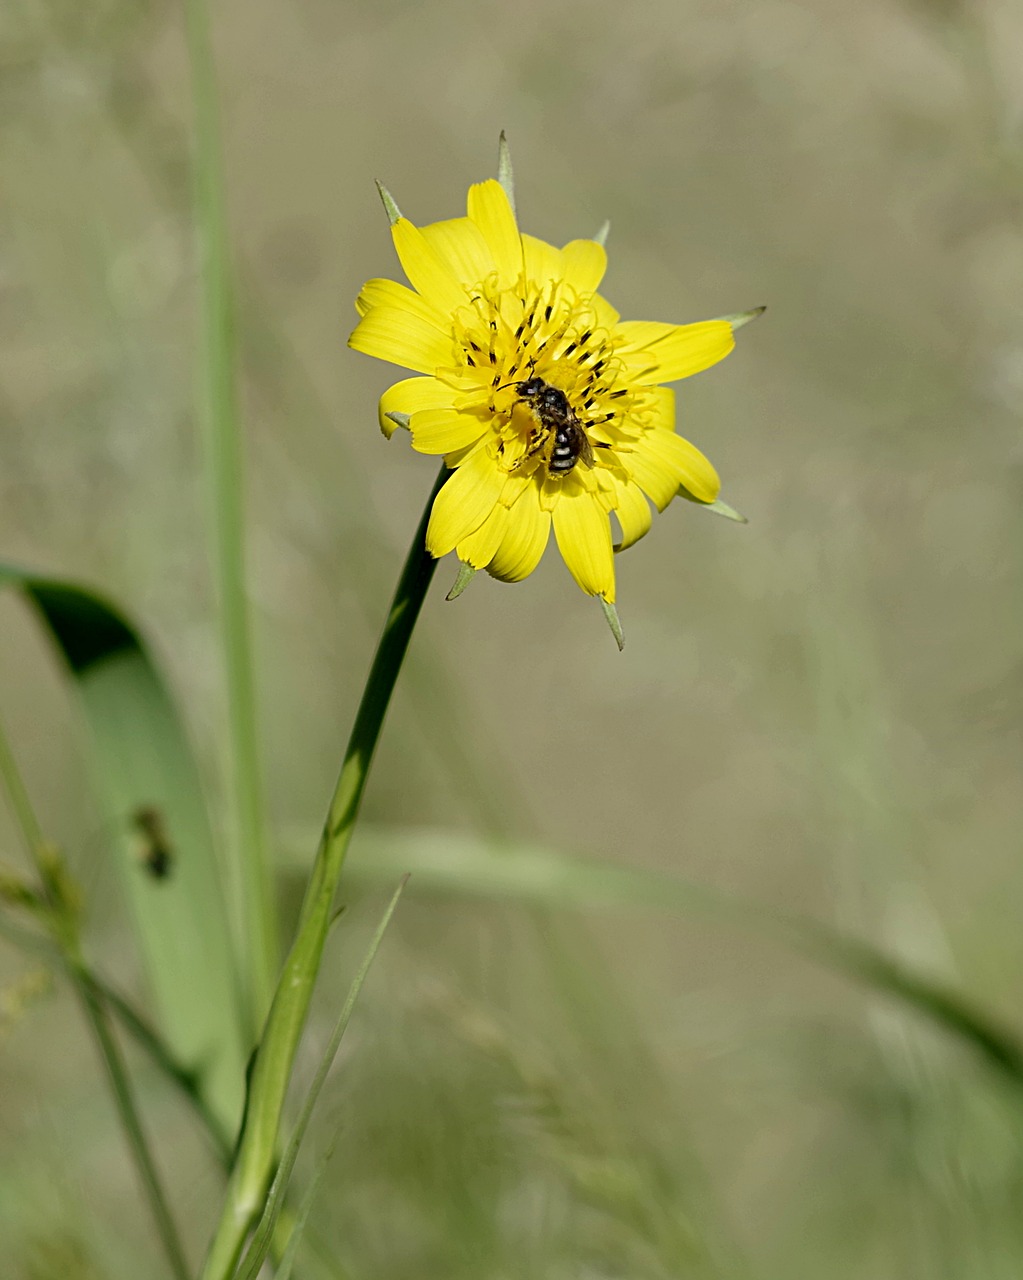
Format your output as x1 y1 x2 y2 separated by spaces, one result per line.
470 340 481 352
544 304 553 321
563 342 578 357
609 389 628 398
578 330 592 344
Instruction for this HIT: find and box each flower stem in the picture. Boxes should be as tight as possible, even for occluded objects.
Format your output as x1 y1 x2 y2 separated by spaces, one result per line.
200 465 446 1280
0 714 190 1280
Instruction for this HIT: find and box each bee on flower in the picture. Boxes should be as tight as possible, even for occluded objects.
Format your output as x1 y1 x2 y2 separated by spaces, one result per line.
348 141 760 644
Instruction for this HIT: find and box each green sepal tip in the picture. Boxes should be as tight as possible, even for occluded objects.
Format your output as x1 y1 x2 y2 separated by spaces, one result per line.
446 562 478 601
599 596 625 651
384 410 411 435
497 132 516 217
702 497 748 523
375 180 402 227
678 484 748 523
719 306 766 330
592 220 611 248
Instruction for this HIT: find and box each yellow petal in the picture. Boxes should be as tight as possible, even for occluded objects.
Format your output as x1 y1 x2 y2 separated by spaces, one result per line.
391 218 469 315
378 377 455 438
643 429 720 503
625 429 720 509
650 385 676 430
419 217 495 289
611 475 653 550
456 501 510 569
425 444 506 557
560 239 607 296
591 290 620 330
410 407 489 455
466 180 522 289
552 478 615 599
499 467 534 508
522 234 564 288
625 447 678 510
615 319 735 382
349 306 454 376
487 483 551 582
355 277 449 330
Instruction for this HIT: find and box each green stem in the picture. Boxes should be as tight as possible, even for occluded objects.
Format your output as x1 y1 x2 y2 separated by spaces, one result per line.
88 967 234 1165
0 716 191 1280
184 0 277 1031
0 716 45 854
200 466 446 1280
72 969 193 1280
0 909 234 1164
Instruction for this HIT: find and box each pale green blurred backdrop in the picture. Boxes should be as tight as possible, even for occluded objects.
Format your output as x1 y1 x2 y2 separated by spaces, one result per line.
2 0 1023 1277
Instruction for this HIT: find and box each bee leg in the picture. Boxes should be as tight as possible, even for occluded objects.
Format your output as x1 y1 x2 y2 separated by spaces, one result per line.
509 428 549 474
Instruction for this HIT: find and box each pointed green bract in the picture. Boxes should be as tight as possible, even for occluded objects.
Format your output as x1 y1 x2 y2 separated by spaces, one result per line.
376 180 403 227
599 596 625 651
446 562 477 601
719 305 766 330
497 131 515 217
0 565 248 1135
592 220 611 248
678 486 749 523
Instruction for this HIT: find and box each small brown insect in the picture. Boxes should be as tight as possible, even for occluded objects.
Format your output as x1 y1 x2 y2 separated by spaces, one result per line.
131 805 174 881
512 377 595 476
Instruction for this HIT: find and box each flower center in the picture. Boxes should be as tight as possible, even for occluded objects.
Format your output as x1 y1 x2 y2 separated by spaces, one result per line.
451 273 638 477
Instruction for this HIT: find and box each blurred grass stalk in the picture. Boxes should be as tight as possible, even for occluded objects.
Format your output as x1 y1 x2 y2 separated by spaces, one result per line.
184 0 277 1033
0 712 191 1280
200 467 445 1280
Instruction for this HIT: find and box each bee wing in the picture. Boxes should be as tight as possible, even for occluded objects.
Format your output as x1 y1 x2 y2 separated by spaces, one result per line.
577 427 596 469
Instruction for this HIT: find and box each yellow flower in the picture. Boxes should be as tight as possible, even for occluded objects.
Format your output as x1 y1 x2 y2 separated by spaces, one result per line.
349 168 757 611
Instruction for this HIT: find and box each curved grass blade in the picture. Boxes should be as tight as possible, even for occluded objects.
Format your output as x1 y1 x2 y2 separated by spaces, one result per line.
0 564 248 1133
232 877 407 1280
284 825 1023 1088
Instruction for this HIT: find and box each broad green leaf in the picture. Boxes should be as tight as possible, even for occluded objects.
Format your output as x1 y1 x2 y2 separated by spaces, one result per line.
0 565 248 1133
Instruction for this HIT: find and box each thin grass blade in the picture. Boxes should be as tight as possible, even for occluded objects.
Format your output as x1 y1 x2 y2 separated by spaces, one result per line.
285 825 1023 1087
232 877 407 1280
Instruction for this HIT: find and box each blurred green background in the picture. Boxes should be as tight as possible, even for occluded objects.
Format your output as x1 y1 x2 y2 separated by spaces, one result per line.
3 0 1023 1276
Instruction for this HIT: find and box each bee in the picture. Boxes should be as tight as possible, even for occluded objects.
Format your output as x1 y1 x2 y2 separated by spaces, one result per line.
131 805 174 881
511 377 595 476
